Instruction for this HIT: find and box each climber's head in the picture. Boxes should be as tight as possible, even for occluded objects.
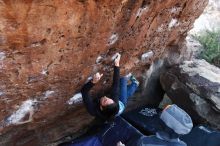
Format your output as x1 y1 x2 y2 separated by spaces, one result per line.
100 96 114 106
100 96 119 117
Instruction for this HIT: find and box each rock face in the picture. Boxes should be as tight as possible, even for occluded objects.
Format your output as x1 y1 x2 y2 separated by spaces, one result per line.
160 59 220 129
0 0 207 145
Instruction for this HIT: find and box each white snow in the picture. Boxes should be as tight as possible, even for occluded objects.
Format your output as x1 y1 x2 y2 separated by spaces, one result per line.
108 33 119 45
141 51 154 62
67 93 82 105
6 99 36 125
0 52 6 61
180 60 220 83
168 19 179 30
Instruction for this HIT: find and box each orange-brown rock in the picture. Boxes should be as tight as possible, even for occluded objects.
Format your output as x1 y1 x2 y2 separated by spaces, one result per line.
0 0 208 145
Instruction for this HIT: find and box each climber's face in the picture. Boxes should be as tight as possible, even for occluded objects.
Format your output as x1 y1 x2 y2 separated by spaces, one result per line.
100 96 114 107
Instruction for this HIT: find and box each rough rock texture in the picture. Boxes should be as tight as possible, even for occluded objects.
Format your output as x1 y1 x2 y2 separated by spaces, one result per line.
185 0 220 66
0 0 207 145
160 59 220 129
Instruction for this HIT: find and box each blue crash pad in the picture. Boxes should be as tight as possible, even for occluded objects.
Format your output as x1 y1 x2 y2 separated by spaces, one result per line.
123 106 220 146
60 116 143 146
60 136 102 146
100 116 143 146
60 107 220 146
122 105 162 135
181 126 220 146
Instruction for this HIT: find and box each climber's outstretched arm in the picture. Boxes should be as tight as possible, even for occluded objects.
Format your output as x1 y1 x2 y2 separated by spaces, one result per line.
81 73 103 116
111 53 121 103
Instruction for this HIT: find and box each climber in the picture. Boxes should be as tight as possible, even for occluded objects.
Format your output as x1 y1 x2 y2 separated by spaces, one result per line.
81 53 139 121
127 104 193 146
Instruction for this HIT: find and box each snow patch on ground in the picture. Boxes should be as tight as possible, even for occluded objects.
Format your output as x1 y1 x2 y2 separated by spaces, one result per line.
6 99 37 125
67 93 82 105
180 60 220 83
108 33 119 45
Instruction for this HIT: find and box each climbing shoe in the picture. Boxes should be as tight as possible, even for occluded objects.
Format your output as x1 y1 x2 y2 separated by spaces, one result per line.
130 75 139 86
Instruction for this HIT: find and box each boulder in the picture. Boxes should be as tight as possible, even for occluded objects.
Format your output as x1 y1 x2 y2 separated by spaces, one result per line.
160 59 220 129
0 0 208 145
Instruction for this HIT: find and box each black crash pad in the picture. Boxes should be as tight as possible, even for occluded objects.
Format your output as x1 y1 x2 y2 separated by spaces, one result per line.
122 105 162 135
